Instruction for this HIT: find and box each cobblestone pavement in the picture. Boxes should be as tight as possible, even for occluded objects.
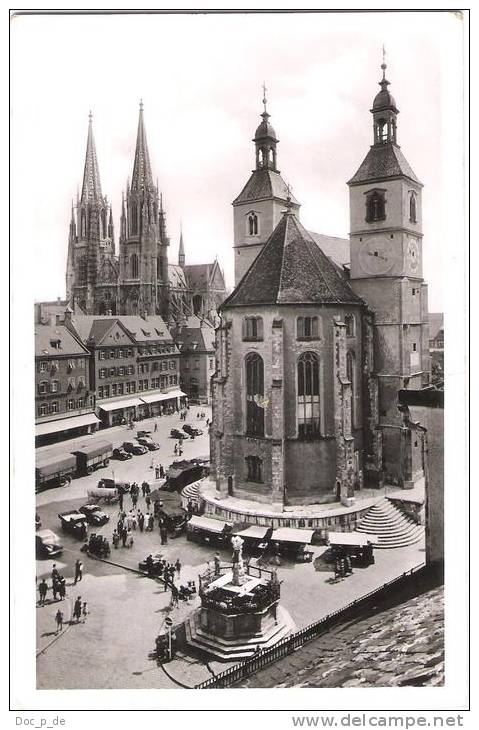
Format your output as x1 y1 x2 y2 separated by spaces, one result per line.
36 407 427 689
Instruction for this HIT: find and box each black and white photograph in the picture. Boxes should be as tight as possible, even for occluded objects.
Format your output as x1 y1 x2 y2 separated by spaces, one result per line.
10 6 469 719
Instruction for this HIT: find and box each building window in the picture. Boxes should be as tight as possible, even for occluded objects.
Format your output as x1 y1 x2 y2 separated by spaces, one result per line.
109 368 116 376
243 316 263 341
118 383 124 395
127 349 133 357
297 316 320 340
104 386 110 398
297 352 320 440
409 192 417 223
247 212 258 236
245 353 265 437
66 398 74 411
131 253 139 278
184 360 190 370
344 314 355 337
99 350 105 360
245 455 263 483
39 361 48 372
346 350 356 426
118 349 123 358
365 190 386 222
209 358 214 370
39 403 48 416
77 376 85 390
77 398 84 408
51 380 59 393
38 381 48 395
98 387 104 399
99 368 106 379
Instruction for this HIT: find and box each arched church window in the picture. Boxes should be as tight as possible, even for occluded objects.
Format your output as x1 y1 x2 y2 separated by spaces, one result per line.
346 350 356 426
297 352 320 440
131 202 138 235
377 119 388 143
248 213 258 236
245 455 263 483
297 316 320 340
245 352 264 437
131 253 139 279
365 190 386 223
409 192 417 223
344 314 355 337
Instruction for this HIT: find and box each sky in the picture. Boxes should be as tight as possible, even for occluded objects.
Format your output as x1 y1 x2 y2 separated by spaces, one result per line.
11 11 465 312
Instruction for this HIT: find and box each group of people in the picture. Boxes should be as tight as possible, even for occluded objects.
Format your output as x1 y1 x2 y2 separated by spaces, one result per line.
55 596 88 634
38 560 84 606
173 442 184 456
333 554 354 580
87 533 111 557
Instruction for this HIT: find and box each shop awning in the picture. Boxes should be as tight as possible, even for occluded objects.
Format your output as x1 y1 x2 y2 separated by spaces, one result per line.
271 528 315 544
328 531 379 547
35 412 100 437
233 525 270 540
187 515 232 533
98 397 143 412
140 389 187 405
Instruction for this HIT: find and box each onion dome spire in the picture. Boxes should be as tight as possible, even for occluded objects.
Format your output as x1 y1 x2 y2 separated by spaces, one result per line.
253 82 278 171
80 111 103 204
371 47 399 145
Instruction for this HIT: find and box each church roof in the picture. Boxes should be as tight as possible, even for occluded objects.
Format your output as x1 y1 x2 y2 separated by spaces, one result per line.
185 261 225 290
308 232 350 268
348 143 421 186
80 113 103 204
233 169 300 206
223 210 363 308
168 263 188 289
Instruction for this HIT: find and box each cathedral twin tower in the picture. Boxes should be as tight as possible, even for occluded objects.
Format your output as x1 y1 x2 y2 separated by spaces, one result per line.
66 104 172 319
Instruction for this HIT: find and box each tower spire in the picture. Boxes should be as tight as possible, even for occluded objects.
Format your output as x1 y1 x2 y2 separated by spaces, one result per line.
178 222 185 269
370 50 399 145
253 84 278 172
80 111 103 204
131 100 154 192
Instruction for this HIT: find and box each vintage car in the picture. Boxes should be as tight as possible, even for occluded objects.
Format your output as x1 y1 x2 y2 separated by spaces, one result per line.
35 529 63 558
97 477 130 494
182 424 203 437
170 429 185 440
58 510 88 539
112 447 132 461
136 430 152 439
122 441 148 456
137 437 160 451
79 504 110 526
158 504 188 537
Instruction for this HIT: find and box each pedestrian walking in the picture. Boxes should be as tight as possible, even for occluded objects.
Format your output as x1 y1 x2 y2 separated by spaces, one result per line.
52 578 59 601
51 564 59 583
145 494 151 510
175 558 181 576
122 528 127 547
154 422 158 433
112 529 120 549
148 513 155 531
345 555 353 576
141 482 146 498
171 583 179 607
138 512 145 532
132 492 138 509
118 492 124 511
155 466 160 480
159 464 164 478
126 529 134 548
38 578 48 606
214 553 221 576
55 608 64 634
82 601 89 623
178 446 183 456
73 596 82 623
160 526 168 545
59 577 66 600
174 443 178 455
74 559 83 584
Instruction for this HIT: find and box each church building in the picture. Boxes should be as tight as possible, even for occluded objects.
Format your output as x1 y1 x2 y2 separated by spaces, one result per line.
66 105 226 326
210 61 429 513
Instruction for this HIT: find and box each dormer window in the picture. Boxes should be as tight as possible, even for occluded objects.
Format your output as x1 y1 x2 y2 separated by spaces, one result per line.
247 212 259 236
409 191 417 223
365 189 386 223
50 339 61 350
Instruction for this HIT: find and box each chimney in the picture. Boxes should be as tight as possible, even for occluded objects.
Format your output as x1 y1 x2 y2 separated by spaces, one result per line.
64 306 73 326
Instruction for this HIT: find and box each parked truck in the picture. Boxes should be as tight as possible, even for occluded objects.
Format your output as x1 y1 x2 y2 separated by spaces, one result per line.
72 441 113 476
35 452 77 492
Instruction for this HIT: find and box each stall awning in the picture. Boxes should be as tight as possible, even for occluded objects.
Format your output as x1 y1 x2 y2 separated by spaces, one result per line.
98 397 143 412
271 528 315 544
35 412 100 437
139 389 186 405
187 515 232 533
328 531 379 547
233 525 269 540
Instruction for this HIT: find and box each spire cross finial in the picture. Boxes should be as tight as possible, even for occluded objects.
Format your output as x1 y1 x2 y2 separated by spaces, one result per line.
262 81 268 113
139 99 143 111
88 110 92 122
381 44 387 77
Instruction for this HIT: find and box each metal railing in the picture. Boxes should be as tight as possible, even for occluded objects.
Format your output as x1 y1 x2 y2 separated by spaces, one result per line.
195 562 426 689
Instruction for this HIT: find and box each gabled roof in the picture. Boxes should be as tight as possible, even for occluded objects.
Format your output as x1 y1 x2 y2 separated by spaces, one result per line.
185 260 226 290
223 210 363 308
308 232 350 269
68 315 134 347
35 324 90 357
233 169 300 206
117 315 173 343
348 143 421 186
173 317 215 353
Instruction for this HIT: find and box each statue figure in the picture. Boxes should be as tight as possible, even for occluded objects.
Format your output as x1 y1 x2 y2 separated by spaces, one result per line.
231 535 244 564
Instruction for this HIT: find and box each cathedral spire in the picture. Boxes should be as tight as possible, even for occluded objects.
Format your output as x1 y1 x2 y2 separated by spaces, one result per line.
131 100 154 192
178 223 185 269
80 111 103 204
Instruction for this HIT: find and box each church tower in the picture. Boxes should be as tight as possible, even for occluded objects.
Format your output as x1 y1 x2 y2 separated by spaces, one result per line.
66 113 115 313
232 87 300 286
348 57 430 486
119 102 170 317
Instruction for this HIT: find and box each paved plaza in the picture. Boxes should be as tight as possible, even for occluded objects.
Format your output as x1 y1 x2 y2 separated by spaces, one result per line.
36 407 425 690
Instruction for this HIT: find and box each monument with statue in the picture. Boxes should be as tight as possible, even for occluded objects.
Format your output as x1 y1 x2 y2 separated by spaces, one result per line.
184 536 295 660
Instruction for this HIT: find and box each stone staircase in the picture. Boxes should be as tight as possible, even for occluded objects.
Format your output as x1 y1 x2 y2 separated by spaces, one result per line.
181 480 202 509
356 498 424 549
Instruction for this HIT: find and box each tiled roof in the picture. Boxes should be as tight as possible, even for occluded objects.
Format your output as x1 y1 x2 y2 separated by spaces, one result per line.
233 169 300 206
348 143 421 186
309 232 350 268
223 211 362 308
35 324 89 357
174 318 215 353
69 314 173 346
168 263 188 289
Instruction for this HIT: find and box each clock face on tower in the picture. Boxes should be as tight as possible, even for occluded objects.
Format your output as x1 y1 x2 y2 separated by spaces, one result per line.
359 237 396 276
406 238 419 274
